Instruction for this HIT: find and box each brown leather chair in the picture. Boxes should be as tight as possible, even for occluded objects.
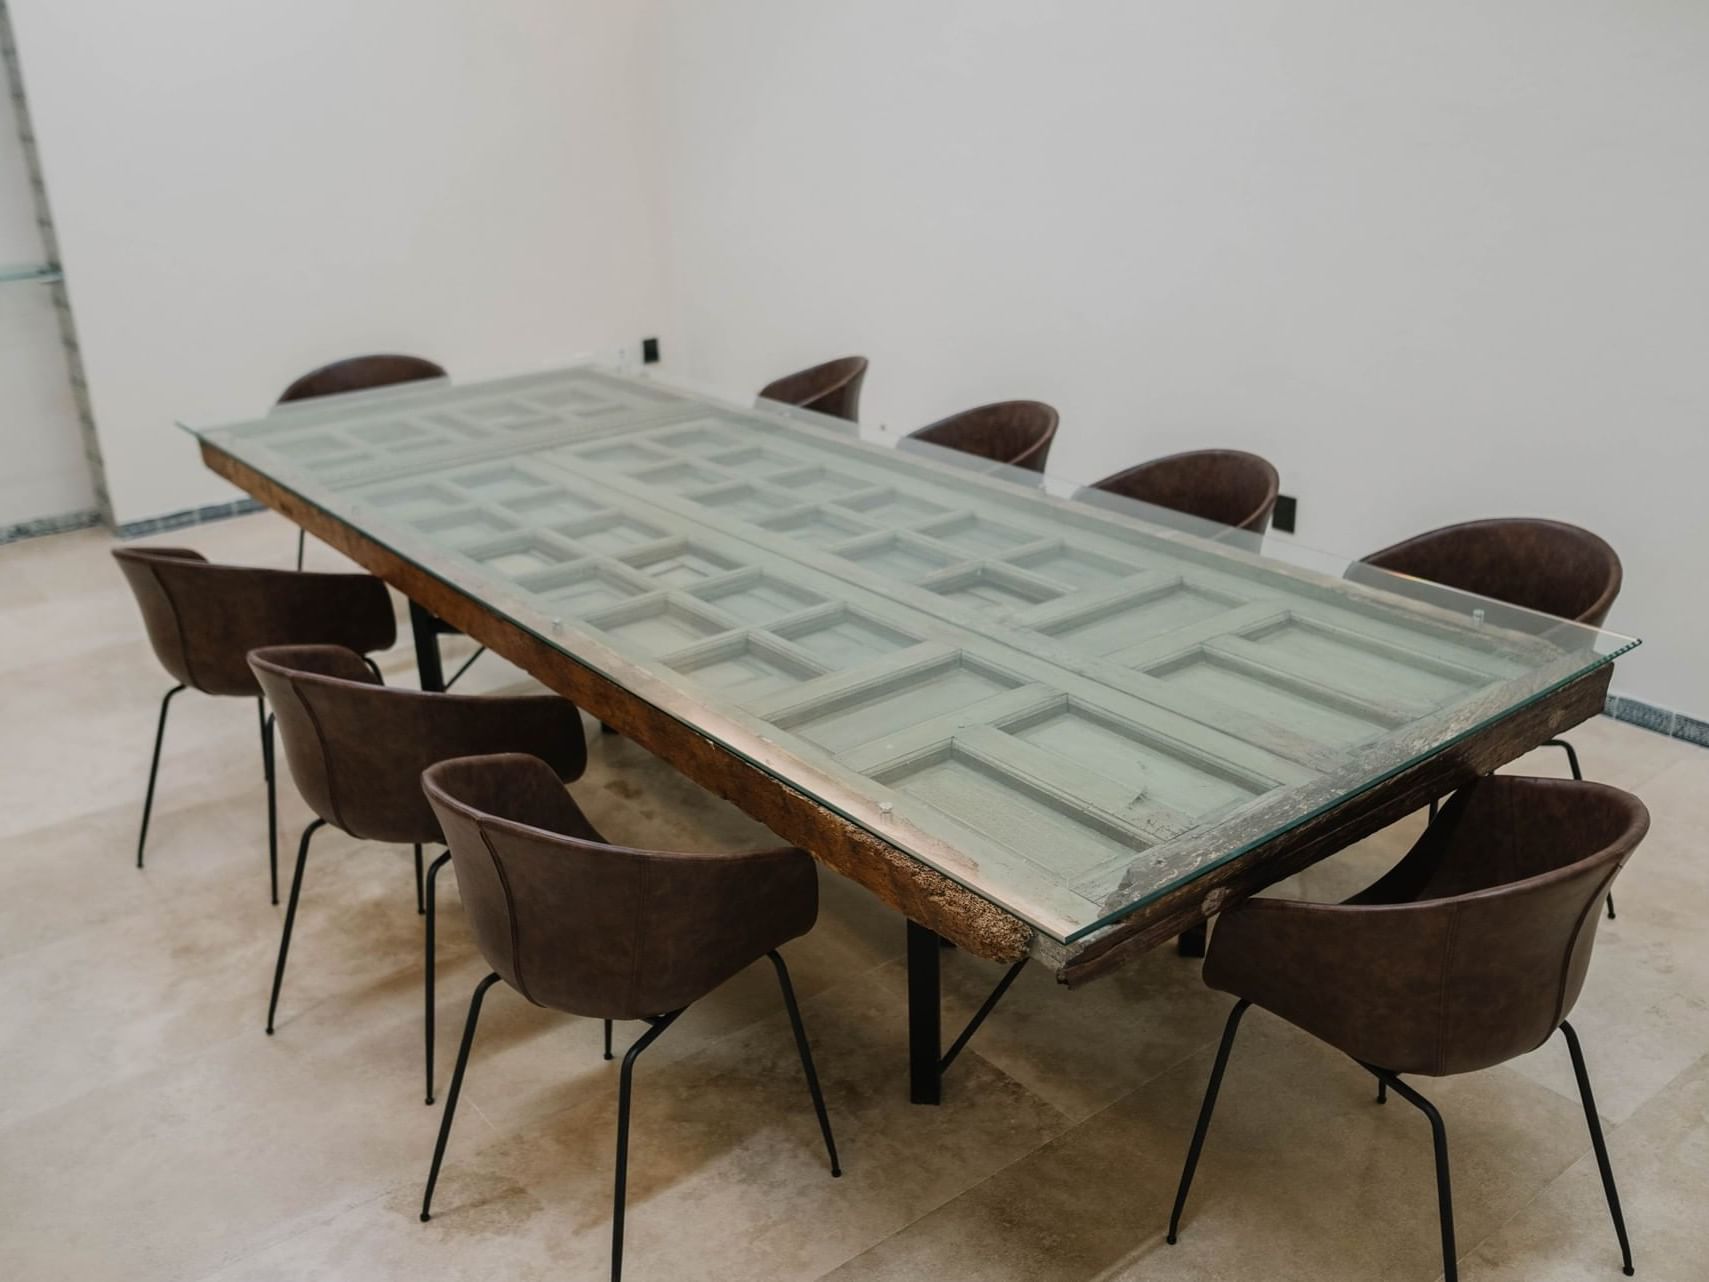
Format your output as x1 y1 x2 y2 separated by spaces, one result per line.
1084 449 1280 535
1168 775 1646 1282
418 752 841 1282
247 646 586 1105
112 547 395 901
277 355 446 570
904 400 1059 473
757 355 868 422
1360 518 1622 628
1359 517 1625 917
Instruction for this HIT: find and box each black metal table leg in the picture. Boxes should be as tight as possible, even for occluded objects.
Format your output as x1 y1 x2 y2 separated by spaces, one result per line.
907 920 942 1105
1177 921 1208 958
410 600 446 692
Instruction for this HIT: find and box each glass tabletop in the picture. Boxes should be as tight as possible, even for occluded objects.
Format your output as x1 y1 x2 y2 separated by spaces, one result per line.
186 363 1638 945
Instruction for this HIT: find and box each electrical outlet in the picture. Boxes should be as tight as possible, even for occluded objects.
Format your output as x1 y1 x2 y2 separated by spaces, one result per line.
641 336 660 364
1272 494 1297 534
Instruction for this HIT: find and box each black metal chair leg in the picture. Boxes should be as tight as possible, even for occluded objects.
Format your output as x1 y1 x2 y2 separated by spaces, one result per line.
266 819 326 1034
1548 737 1584 780
1377 1078 1388 1104
295 528 306 571
1168 999 1250 1244
767 950 841 1176
261 707 278 904
414 843 425 915
1368 1068 1458 1282
1543 738 1614 918
613 1011 681 1282
256 697 268 777
423 851 453 1105
420 972 501 1221
1560 1022 1635 1276
135 684 185 869
603 1019 613 1061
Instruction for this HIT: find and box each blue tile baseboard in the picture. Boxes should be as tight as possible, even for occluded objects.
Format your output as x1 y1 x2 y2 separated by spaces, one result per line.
1671 712 1709 750
114 497 263 540
1604 694 1709 749
0 507 101 546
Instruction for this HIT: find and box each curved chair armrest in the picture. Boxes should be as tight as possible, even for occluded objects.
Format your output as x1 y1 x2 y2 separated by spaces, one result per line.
1205 897 1457 1074
622 842 819 1015
406 692 588 786
232 566 398 655
423 752 602 842
1349 776 1651 905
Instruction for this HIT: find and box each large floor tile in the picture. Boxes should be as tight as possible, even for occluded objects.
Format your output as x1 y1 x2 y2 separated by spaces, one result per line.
829 1011 1600 1282
1462 1048 1709 1282
0 1014 443 1282
200 973 1069 1282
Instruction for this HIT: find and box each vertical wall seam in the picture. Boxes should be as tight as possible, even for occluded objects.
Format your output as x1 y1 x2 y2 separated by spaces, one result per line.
0 1 113 528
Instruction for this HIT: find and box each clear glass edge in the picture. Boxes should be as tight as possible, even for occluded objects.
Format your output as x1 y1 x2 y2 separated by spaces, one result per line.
1058 638 1636 944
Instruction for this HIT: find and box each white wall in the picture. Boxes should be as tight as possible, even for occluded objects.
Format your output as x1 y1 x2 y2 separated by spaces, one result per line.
650 0 1709 720
7 0 666 526
0 70 91 530
9 2 1705 717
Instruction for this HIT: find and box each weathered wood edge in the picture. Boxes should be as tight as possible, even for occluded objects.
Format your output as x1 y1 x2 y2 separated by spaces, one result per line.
1051 662 1613 987
202 441 1033 963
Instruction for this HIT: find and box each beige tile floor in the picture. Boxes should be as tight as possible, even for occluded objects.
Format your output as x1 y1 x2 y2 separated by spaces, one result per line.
2 510 1705 1282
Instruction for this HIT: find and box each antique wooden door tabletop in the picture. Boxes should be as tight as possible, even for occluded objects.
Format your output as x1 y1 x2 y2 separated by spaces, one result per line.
190 364 1635 1103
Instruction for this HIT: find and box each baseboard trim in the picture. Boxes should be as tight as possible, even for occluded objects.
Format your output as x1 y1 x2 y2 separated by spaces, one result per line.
0 507 101 546
1605 694 1709 750
115 497 263 540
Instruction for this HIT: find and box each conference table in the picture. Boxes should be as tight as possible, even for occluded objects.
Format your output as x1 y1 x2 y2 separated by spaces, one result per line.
189 363 1634 1104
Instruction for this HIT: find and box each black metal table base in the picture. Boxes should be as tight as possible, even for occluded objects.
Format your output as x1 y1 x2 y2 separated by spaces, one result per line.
907 922 943 1104
907 921 1031 1105
906 915 1214 1103
408 601 487 692
409 601 446 692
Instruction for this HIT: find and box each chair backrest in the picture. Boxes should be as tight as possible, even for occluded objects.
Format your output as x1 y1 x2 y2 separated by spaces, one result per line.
757 356 869 423
905 400 1059 473
276 354 446 404
1346 776 1645 1073
1084 449 1280 534
112 548 396 697
1359 518 1622 627
423 753 816 1020
248 645 585 844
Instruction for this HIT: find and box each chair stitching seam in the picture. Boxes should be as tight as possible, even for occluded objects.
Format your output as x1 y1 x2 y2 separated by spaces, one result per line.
1551 865 1624 1029
293 685 351 835
474 822 529 1004
151 564 201 691
625 859 649 1017
1434 905 1459 1076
